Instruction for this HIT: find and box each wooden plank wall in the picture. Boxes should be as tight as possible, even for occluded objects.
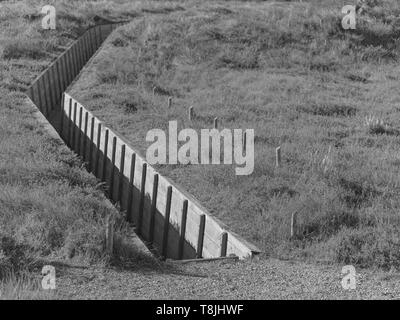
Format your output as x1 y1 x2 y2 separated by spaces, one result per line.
27 23 124 117
61 93 260 260
25 21 260 260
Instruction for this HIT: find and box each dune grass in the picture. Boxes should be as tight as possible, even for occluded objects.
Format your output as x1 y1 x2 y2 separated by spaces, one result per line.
69 0 400 269
0 0 192 298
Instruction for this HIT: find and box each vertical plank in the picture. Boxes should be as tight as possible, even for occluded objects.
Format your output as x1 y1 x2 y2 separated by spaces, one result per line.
71 43 78 78
59 93 65 138
67 98 72 147
161 186 173 259
82 111 89 158
77 37 84 70
117 144 126 204
109 136 117 199
44 72 53 113
83 32 89 62
55 60 62 105
71 102 77 151
40 76 48 116
148 174 159 244
178 200 188 260
60 54 68 91
49 65 57 109
196 214 206 258
37 77 44 113
127 153 136 223
95 123 102 177
77 106 83 154
220 232 228 257
102 129 109 182
89 117 95 172
137 163 147 235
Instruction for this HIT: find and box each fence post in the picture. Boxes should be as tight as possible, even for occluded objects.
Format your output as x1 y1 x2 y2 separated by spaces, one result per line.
291 211 298 239
189 106 194 121
178 200 188 260
161 186 173 259
220 232 228 257
276 146 281 168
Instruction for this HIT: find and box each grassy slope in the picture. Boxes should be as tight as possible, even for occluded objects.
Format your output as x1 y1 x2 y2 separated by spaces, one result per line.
70 0 400 269
0 0 180 298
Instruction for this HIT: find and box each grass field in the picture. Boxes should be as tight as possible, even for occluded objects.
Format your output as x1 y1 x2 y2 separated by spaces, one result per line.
0 0 183 299
69 0 400 270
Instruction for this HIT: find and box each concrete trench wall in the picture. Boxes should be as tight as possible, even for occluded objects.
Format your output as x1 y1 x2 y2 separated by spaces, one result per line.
26 21 261 260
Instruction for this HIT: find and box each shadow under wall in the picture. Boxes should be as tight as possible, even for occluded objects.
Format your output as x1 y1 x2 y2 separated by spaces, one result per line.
63 116 197 260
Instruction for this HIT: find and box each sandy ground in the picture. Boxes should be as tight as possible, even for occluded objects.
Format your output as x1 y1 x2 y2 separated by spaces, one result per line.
50 255 400 300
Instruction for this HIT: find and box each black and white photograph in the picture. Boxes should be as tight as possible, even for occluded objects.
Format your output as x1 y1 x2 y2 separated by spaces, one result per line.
1 0 400 306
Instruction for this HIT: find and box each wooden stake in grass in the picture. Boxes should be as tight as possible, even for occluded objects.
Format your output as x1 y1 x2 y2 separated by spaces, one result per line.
153 86 157 96
214 117 218 129
189 106 194 121
105 214 114 255
276 146 281 168
168 96 172 108
290 211 298 239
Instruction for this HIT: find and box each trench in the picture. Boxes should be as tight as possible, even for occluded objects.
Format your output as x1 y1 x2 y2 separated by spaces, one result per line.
27 19 260 261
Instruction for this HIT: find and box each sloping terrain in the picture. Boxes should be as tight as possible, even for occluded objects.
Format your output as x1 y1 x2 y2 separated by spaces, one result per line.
70 0 400 269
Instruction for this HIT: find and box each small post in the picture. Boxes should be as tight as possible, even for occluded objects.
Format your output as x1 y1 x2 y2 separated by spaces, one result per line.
291 211 298 239
178 200 188 260
153 86 157 96
127 153 136 223
276 146 281 168
161 186 173 260
189 106 194 121
196 214 206 259
168 96 172 108
214 117 218 129
105 214 114 256
242 131 247 152
220 232 228 257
